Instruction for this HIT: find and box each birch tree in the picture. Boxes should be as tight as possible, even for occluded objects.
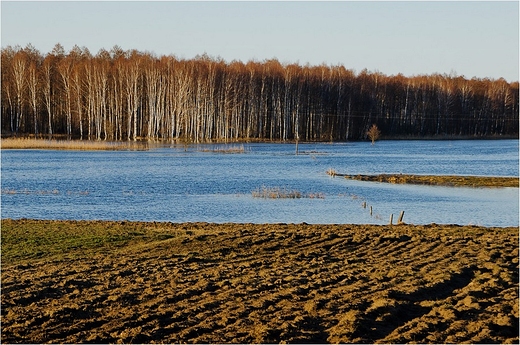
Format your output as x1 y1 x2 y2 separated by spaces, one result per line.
1 45 518 141
11 49 28 135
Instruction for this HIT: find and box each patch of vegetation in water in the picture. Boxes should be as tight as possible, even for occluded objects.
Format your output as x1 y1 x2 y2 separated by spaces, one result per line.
327 171 519 188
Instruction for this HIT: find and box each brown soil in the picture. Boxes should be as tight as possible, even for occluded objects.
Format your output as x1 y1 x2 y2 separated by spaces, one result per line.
1 220 518 344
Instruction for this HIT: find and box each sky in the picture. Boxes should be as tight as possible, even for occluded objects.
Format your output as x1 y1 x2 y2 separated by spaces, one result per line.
1 1 519 82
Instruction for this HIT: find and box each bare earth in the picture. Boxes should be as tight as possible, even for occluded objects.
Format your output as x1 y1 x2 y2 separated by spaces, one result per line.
1 220 518 343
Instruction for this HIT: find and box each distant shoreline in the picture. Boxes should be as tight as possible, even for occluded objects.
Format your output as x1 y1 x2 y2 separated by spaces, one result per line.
1 135 518 151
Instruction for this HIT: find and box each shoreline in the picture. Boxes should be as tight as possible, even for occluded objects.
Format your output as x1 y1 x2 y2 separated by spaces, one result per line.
1 136 518 151
3 218 518 264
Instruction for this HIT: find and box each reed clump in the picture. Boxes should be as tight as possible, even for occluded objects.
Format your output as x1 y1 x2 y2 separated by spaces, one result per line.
200 144 248 154
1 138 148 151
252 186 302 199
326 168 337 177
251 186 325 199
1 188 89 195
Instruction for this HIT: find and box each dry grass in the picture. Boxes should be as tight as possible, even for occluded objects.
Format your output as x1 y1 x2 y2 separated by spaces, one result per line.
1 138 148 151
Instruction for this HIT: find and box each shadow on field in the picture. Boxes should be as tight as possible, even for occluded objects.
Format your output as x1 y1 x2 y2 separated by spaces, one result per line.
353 266 476 341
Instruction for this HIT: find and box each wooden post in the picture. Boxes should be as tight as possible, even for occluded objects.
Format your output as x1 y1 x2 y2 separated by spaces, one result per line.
370 206 373 216
389 214 393 225
398 211 405 224
362 201 366 209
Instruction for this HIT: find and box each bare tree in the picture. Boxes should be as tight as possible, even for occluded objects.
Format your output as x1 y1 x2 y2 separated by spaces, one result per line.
11 49 28 135
367 124 381 145
57 57 73 139
1 44 518 141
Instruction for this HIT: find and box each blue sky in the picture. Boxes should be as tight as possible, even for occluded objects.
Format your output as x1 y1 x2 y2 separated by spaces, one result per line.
1 1 518 81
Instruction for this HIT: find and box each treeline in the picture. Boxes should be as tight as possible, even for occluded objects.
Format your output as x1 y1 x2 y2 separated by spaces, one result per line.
2 44 518 142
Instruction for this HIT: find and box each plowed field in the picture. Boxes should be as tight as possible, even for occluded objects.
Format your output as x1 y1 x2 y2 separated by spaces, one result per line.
1 220 518 343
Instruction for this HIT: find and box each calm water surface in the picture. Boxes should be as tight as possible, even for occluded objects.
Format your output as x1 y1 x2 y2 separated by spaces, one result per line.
1 140 518 226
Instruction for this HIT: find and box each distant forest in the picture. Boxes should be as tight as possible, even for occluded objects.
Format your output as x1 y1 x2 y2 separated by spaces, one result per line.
2 44 518 142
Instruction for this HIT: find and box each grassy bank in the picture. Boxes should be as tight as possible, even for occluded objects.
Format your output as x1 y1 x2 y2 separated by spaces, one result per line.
1 219 152 264
327 171 519 188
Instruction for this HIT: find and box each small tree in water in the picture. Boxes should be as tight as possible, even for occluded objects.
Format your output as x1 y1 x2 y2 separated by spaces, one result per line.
367 124 381 145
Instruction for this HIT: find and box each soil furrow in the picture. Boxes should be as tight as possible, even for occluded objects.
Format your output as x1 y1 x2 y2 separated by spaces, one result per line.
1 220 518 343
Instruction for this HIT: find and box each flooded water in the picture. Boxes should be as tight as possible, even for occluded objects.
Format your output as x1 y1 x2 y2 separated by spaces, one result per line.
1 140 518 226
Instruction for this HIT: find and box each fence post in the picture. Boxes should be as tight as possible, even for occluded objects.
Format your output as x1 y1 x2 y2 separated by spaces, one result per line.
398 211 405 224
